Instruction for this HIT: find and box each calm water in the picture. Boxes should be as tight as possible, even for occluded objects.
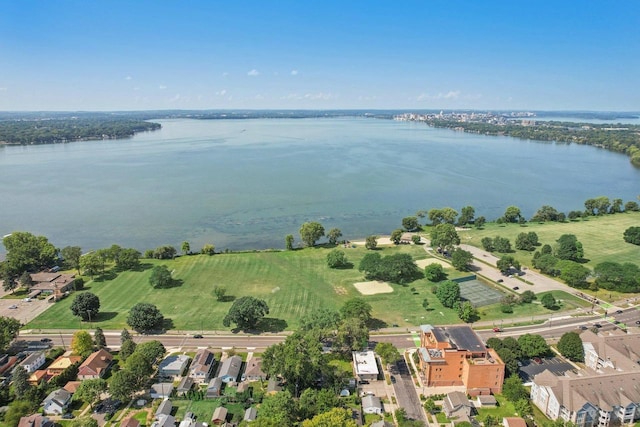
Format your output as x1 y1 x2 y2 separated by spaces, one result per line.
1 118 639 252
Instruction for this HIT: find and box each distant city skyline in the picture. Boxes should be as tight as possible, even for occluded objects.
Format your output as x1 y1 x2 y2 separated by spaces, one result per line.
1 1 639 111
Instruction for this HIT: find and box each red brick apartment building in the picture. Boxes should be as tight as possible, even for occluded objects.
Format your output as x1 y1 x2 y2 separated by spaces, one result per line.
418 324 505 395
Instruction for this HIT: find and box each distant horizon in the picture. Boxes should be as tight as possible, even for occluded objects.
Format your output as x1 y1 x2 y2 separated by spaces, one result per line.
2 1 639 111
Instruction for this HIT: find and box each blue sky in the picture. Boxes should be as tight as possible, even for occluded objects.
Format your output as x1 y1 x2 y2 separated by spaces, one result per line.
1 1 639 111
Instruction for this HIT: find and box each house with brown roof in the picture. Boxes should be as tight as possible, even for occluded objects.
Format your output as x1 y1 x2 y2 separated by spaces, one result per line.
417 324 505 395
120 417 140 427
47 354 82 378
28 369 49 385
18 414 54 427
211 407 227 425
242 357 265 382
29 272 75 301
503 417 527 427
78 349 113 380
189 349 215 384
63 381 81 394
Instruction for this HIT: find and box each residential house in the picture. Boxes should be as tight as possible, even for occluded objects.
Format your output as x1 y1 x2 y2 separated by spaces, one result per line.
158 355 190 378
362 395 383 415
242 357 265 382
47 354 82 378
211 407 227 425
503 417 527 427
244 407 257 422
189 349 215 384
18 414 54 427
178 412 206 427
352 350 379 382
155 400 173 418
476 395 497 407
149 383 174 399
0 354 19 376
267 377 283 394
443 391 473 422
19 351 46 373
417 324 505 395
206 377 223 398
29 272 75 301
28 370 48 385
218 355 242 383
78 348 113 380
177 377 194 396
43 389 72 415
63 381 81 395
151 414 175 427
120 417 141 427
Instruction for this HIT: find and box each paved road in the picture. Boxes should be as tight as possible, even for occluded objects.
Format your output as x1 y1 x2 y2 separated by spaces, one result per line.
392 358 426 423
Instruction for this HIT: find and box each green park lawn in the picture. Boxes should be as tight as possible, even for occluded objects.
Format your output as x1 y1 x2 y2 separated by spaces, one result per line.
457 211 640 270
25 226 614 333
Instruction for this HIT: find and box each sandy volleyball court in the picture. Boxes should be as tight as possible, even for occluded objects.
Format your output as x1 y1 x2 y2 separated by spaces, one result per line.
353 280 394 295
415 258 451 269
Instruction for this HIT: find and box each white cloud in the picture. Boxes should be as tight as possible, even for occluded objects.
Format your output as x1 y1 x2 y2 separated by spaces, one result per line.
159 85 167 90
133 87 140 91
216 89 227 96
358 95 378 101
170 94 181 102
247 69 260 76
0 87 7 91
304 92 334 100
254 94 264 100
125 76 132 80
290 70 298 76
416 90 461 101
222 72 229 77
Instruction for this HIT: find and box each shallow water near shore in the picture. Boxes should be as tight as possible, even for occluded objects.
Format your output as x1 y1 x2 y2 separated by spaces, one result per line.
1 117 639 252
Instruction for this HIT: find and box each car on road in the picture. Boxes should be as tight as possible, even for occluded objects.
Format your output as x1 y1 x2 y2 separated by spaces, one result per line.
497 279 503 283
636 320 640 325
616 310 623 314
513 286 520 290
493 327 502 332
593 323 602 328
579 325 588 330
193 334 203 339
390 375 396 384
614 320 621 325
8 305 17 309
40 338 52 343
23 298 31 302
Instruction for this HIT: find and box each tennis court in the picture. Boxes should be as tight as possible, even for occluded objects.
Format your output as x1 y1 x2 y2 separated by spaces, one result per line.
459 279 505 307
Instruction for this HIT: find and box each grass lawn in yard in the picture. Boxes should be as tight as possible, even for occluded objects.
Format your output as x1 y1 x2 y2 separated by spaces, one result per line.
458 212 640 270
172 399 221 421
478 290 591 323
476 394 518 421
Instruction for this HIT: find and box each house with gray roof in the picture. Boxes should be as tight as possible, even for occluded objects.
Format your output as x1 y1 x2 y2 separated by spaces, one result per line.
206 377 223 398
155 400 172 418
362 395 383 414
158 354 190 378
244 407 257 422
443 391 473 421
19 351 45 373
149 383 174 399
218 355 242 383
43 389 72 415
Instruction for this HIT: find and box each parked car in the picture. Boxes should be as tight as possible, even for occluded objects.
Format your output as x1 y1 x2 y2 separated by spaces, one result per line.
493 327 502 332
193 334 203 339
23 298 31 302
497 279 504 283
616 310 623 314
635 320 640 325
513 286 520 290
593 323 602 328
8 305 17 309
579 325 588 330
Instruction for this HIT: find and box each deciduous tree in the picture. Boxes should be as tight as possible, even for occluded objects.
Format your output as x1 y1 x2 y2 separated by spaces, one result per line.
503 206 522 223
2 231 58 275
299 222 325 247
109 369 139 401
390 228 403 245
201 244 216 255
402 216 419 231
555 234 584 261
375 342 401 365
624 226 640 245
0 316 21 352
365 235 378 250
326 249 348 268
557 332 584 362
70 292 100 321
93 327 106 349
71 331 94 356
149 265 172 288
340 298 372 322
326 228 343 245
451 248 473 271
541 293 557 309
517 333 550 357
127 303 164 333
300 408 356 427
75 379 107 408
430 223 460 253
181 241 190 255
223 296 269 330
285 234 294 250
435 280 460 308
213 285 227 301
424 263 446 282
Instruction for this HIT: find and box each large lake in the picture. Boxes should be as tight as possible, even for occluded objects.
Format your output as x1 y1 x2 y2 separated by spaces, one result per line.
1 117 639 252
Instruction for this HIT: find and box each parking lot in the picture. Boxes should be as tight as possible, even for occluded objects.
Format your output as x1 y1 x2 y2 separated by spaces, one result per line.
519 356 576 383
0 293 53 325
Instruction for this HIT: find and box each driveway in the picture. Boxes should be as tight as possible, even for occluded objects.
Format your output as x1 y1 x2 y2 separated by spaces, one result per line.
392 358 426 423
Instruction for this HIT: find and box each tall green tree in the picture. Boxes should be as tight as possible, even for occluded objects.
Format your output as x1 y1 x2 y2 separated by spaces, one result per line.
11 366 31 399
75 379 107 408
451 248 473 271
109 369 139 401
201 244 216 255
430 223 460 253
365 235 378 250
503 206 522 223
127 303 164 333
555 234 584 261
149 265 172 288
61 246 83 273
299 222 325 247
340 298 372 322
402 216 419 231
181 241 190 255
326 228 343 245
424 263 446 282
326 249 348 268
258 390 298 426
80 252 105 278
517 333 550 357
223 296 269 330
457 301 478 323
390 228 403 245
93 327 107 349
0 316 21 352
2 231 58 275
71 331 94 356
375 342 401 365
557 332 584 362
458 206 475 226
300 408 356 427
502 375 529 402
70 292 100 321
557 260 590 288
541 293 557 309
119 339 136 362
335 317 369 352
435 280 460 308
285 234 294 250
